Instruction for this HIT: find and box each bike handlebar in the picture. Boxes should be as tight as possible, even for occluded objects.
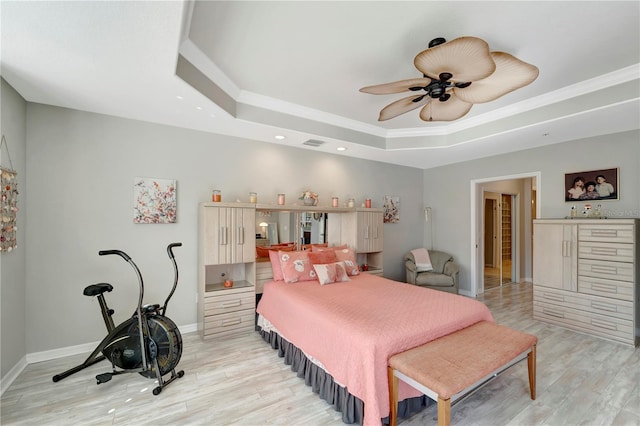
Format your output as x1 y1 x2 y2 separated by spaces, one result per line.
98 249 131 261
167 242 182 259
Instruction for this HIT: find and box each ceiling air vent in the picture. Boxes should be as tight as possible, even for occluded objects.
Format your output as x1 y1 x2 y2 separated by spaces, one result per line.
303 139 325 147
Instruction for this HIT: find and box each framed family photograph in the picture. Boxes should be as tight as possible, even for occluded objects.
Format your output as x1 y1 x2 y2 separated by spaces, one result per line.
565 167 618 202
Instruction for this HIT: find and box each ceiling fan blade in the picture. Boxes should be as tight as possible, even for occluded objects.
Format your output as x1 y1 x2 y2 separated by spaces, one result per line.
419 94 473 122
378 94 431 121
455 52 539 103
414 36 496 82
360 78 432 95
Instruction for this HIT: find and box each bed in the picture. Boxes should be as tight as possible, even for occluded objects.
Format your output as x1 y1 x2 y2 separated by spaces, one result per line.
256 271 494 425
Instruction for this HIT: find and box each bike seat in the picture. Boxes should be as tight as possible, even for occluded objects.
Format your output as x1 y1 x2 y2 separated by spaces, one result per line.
143 304 160 313
83 283 114 297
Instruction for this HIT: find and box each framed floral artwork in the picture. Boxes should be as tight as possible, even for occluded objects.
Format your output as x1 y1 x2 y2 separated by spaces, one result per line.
133 177 177 224
383 195 399 223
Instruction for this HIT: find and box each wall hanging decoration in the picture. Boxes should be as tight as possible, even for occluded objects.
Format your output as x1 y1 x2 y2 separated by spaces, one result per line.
383 195 399 223
564 167 618 202
133 177 177 224
0 135 18 252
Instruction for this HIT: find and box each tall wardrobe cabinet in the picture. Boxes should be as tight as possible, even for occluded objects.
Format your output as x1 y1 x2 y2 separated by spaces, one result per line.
533 219 638 346
198 203 256 340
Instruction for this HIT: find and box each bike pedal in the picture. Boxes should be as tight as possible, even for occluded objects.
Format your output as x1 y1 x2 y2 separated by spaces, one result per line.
96 373 113 384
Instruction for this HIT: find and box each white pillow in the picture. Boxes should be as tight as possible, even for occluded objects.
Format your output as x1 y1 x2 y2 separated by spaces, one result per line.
313 261 351 285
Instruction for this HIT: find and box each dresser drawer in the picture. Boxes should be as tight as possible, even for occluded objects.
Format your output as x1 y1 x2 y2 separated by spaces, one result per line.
204 291 254 316
534 287 633 320
578 224 634 243
578 241 634 263
203 310 255 338
533 301 634 345
578 276 634 301
578 259 634 282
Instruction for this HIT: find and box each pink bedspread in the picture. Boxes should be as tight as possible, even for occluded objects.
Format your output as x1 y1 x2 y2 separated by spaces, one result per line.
256 273 494 425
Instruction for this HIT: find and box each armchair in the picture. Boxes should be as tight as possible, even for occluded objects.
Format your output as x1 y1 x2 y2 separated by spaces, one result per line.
404 250 459 294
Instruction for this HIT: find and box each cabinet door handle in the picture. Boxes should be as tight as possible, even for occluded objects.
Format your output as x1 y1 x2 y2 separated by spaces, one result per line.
221 318 242 327
237 227 244 245
591 318 617 331
590 265 617 274
221 300 242 308
590 229 617 237
220 227 228 245
591 301 617 312
542 292 564 302
542 308 564 318
364 226 370 239
590 247 618 256
590 283 617 294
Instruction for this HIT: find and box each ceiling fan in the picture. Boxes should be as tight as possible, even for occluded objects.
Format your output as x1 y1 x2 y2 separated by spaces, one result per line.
360 36 539 122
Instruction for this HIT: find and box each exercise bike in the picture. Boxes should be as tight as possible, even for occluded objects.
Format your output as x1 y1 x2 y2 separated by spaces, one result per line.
52 243 184 395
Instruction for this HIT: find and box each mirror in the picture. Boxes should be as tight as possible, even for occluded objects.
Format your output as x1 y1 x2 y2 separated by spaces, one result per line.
256 210 329 247
300 212 327 245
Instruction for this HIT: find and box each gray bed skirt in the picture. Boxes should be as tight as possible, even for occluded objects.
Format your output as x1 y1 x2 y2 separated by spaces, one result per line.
258 328 433 424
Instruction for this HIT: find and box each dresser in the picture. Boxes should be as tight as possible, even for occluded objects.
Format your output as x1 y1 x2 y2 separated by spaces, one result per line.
533 219 638 346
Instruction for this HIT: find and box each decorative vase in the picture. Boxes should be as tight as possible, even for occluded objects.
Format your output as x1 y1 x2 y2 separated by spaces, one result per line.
304 198 315 206
223 279 234 288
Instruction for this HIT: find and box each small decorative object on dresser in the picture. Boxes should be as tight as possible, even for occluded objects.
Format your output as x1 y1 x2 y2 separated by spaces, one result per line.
299 190 318 206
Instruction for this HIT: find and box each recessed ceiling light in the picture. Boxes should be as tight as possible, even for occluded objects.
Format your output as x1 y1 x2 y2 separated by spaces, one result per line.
176 95 183 100
274 135 286 140
196 106 203 110
337 146 347 151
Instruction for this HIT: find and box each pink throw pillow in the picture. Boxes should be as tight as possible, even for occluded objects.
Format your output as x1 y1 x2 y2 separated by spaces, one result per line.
313 261 350 285
307 250 338 265
279 250 317 283
268 250 284 281
334 248 360 276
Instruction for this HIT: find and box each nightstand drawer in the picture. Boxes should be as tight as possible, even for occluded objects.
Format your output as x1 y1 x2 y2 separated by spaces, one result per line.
203 310 255 338
204 291 254 316
578 259 634 282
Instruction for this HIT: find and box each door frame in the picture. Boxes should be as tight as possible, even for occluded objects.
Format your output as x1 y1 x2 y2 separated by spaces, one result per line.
470 172 541 297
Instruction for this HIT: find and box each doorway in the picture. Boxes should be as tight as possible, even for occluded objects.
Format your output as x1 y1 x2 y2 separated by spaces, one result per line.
470 172 540 297
483 194 515 290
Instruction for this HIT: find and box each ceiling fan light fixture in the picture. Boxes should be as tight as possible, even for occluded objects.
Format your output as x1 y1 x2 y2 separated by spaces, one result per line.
360 36 538 122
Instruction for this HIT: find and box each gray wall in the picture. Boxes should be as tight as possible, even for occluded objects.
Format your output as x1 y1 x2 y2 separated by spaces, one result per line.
23 103 424 354
423 130 640 294
0 78 27 381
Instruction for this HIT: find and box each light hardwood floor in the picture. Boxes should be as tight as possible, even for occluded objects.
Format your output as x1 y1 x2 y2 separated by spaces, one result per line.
2 282 639 425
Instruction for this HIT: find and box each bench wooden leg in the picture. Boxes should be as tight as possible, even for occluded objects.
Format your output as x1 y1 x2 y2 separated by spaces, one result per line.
388 367 398 426
528 344 537 400
437 397 451 426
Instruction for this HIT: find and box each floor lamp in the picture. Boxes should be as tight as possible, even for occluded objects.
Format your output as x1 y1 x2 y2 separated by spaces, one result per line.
424 207 433 250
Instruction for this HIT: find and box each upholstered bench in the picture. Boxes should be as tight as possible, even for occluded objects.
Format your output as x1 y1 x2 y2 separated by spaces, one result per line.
388 321 537 426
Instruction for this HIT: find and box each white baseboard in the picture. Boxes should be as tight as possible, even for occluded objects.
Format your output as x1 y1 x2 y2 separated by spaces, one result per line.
2 322 198 395
1 355 27 396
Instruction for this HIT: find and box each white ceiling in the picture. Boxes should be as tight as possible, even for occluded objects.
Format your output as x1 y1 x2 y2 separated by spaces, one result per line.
2 1 639 169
